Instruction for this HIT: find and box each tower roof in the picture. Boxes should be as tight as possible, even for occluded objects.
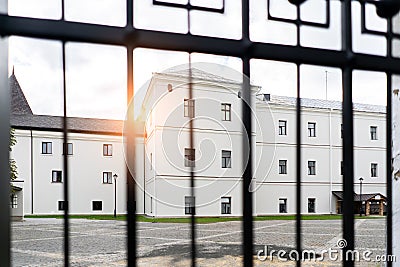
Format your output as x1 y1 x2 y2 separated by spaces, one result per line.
10 72 33 115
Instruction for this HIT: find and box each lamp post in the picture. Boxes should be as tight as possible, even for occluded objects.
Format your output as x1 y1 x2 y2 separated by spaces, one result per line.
359 177 364 217
113 173 118 218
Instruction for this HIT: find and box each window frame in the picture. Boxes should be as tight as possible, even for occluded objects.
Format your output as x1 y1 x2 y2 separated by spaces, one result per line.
52 170 62 183
184 148 195 167
184 98 195 118
103 144 113 156
308 161 316 175
371 163 378 177
279 198 287 213
221 197 231 214
63 143 73 155
279 160 287 174
370 126 378 140
308 198 316 213
92 201 103 211
221 150 232 168
58 201 67 211
41 142 53 154
307 122 316 137
278 120 287 135
340 161 343 175
102 172 113 184
185 196 195 215
10 194 17 209
221 103 231 121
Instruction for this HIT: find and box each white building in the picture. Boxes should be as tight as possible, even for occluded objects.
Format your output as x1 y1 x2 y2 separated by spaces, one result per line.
10 68 387 217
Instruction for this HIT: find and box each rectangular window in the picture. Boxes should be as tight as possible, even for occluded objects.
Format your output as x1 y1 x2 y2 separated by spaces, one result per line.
221 197 231 214
370 126 377 140
63 143 73 155
184 99 195 118
42 142 52 154
184 148 195 167
58 201 67 211
185 196 195 215
340 161 343 175
279 198 287 213
308 161 316 175
150 197 153 213
10 194 17 209
371 163 378 177
103 144 113 156
52 170 62 183
103 172 112 184
279 160 287 174
150 153 153 170
308 122 316 137
278 120 287 135
341 124 343 138
308 198 316 213
222 150 232 168
92 201 103 211
221 103 231 121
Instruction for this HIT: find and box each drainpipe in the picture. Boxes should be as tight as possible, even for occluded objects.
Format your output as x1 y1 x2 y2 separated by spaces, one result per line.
329 108 333 214
30 129 34 214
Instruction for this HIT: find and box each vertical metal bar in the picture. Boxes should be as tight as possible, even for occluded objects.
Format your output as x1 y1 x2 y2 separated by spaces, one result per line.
242 1 253 266
0 1 10 263
61 42 70 267
127 6 135 267
386 74 392 266
295 4 302 267
341 1 354 265
342 69 354 266
295 63 302 267
386 17 393 267
188 54 196 267
127 46 137 267
127 0 133 28
186 4 196 265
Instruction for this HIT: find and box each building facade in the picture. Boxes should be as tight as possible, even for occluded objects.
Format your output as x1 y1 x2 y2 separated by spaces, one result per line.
10 69 386 217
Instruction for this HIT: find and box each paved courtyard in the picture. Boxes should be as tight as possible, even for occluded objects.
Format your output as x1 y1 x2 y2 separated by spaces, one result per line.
11 218 388 266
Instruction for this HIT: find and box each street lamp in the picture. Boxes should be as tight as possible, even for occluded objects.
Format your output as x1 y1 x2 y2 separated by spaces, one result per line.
113 173 118 218
359 177 364 217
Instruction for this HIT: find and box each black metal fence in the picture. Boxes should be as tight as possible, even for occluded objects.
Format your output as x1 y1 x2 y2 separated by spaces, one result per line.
0 1 399 266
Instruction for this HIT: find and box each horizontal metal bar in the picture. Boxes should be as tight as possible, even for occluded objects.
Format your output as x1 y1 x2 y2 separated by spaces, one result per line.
153 0 225 14
267 0 330 28
2 15 400 73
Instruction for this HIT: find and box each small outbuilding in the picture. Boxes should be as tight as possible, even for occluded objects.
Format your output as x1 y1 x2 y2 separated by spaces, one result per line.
332 191 386 216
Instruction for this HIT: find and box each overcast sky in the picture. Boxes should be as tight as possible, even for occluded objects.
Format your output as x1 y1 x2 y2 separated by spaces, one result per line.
7 0 393 120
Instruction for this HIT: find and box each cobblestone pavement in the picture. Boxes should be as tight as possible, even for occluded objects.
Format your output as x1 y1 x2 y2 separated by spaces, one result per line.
11 218 388 266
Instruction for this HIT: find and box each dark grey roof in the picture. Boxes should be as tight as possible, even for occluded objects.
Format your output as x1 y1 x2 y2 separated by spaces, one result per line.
11 114 126 135
10 73 33 115
262 95 386 114
332 191 386 202
156 68 241 85
9 72 145 135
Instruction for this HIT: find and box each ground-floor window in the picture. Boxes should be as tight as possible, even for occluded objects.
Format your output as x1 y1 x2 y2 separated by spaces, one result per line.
10 194 17 209
92 201 102 211
185 196 195 215
58 201 67 211
221 197 231 214
279 198 287 213
308 198 316 213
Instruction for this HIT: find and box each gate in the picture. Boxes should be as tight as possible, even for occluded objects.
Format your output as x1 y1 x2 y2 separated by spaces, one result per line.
0 1 398 266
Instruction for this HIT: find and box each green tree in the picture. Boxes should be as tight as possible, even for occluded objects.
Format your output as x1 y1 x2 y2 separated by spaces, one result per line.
10 128 17 181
